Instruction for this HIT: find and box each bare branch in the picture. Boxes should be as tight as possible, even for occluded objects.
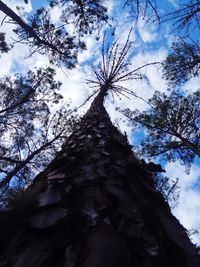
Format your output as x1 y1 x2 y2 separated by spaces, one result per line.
87 30 160 99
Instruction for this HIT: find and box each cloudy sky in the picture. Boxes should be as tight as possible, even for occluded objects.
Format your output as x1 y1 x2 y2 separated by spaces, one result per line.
0 0 200 245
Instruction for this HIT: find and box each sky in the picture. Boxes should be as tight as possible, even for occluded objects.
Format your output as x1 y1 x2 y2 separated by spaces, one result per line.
0 0 200 245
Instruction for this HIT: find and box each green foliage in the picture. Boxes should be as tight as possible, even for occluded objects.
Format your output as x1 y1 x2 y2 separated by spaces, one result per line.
122 89 200 171
163 38 200 86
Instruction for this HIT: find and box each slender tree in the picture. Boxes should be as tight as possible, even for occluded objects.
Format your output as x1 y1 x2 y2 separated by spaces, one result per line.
0 35 199 267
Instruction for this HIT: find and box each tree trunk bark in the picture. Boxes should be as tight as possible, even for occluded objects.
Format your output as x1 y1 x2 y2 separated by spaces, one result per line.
0 88 199 267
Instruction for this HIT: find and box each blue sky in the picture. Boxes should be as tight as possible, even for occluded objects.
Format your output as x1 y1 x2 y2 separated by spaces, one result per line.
31 0 47 10
0 0 200 245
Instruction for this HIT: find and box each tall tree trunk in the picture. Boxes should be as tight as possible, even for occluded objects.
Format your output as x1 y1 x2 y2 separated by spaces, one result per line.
0 87 199 267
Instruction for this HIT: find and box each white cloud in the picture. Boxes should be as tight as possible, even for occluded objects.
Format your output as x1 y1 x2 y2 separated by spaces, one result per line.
183 76 200 93
0 0 34 77
137 17 158 43
167 0 179 8
77 35 102 64
121 47 169 109
48 4 61 24
166 161 200 245
55 66 89 111
107 0 114 14
5 0 32 12
113 16 137 45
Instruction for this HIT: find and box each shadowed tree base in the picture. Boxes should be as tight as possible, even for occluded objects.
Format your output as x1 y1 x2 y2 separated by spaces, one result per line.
0 89 199 267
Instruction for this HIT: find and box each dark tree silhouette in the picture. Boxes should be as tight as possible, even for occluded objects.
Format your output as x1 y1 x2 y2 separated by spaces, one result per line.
163 38 200 87
0 68 77 207
0 35 199 267
162 0 200 33
122 89 200 171
124 0 160 23
49 0 109 35
0 32 10 53
0 1 85 66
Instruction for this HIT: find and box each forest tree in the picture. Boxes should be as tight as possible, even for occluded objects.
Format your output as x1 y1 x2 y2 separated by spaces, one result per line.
0 0 200 266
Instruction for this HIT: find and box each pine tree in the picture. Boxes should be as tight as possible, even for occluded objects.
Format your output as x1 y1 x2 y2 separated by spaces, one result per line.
0 34 199 267
121 89 200 172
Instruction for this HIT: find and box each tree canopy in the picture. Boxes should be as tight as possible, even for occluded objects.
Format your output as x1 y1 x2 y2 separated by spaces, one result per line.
122 89 200 171
0 67 78 208
163 38 200 87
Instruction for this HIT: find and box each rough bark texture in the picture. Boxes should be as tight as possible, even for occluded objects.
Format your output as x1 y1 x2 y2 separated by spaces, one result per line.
0 88 199 267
